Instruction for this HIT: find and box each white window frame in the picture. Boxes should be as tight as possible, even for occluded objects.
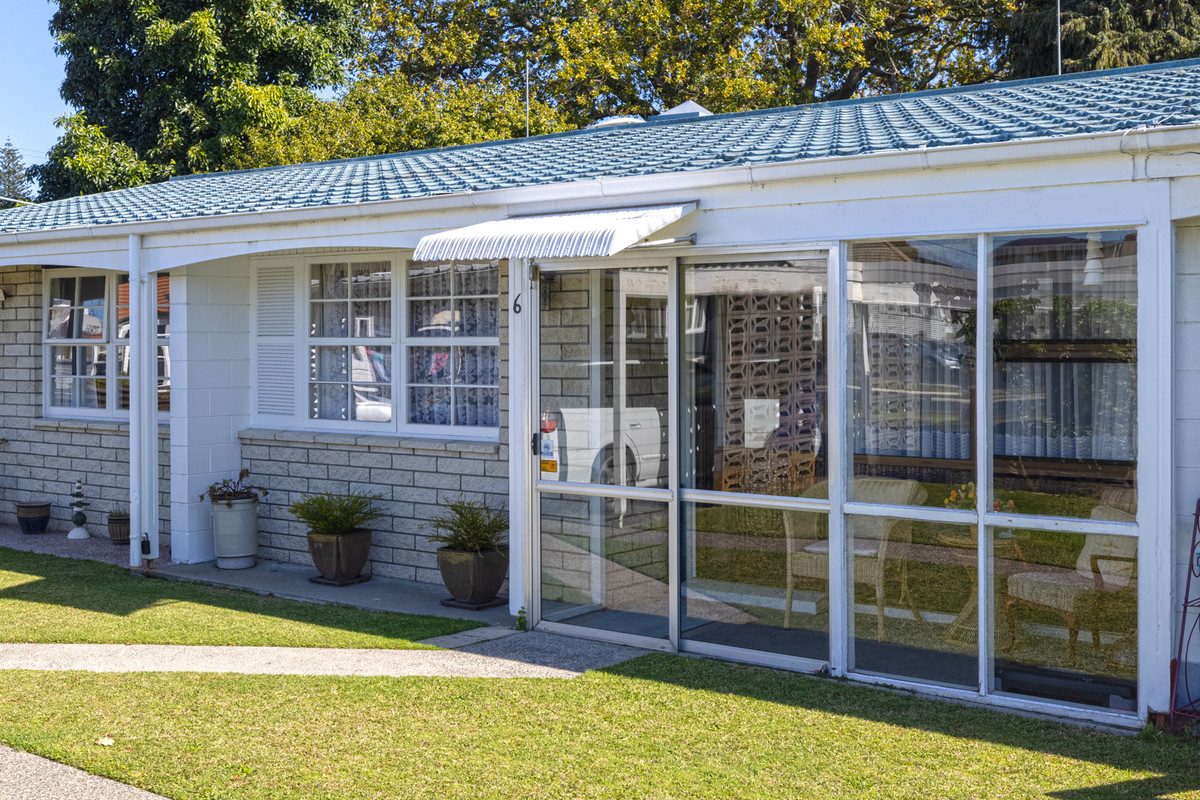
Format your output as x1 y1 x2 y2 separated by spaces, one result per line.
251 250 501 439
42 268 170 420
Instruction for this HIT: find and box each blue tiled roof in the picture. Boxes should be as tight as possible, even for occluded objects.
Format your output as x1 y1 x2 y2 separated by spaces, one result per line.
5 59 1200 235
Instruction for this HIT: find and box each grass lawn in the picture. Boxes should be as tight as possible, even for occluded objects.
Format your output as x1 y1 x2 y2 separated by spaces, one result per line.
0 547 481 648
0 655 1197 799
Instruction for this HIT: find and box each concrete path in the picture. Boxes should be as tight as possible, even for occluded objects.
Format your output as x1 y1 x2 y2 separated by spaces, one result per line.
0 632 647 679
0 745 168 800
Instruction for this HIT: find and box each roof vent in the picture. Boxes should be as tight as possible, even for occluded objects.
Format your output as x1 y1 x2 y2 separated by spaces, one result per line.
661 100 713 118
588 115 646 129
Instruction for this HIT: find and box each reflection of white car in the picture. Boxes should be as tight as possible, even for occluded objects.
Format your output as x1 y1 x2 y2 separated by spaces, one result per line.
540 407 664 486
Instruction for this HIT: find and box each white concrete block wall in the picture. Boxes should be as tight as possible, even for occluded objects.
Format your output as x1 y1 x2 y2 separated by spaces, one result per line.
240 431 508 582
0 265 171 538
1173 225 1200 686
169 258 253 563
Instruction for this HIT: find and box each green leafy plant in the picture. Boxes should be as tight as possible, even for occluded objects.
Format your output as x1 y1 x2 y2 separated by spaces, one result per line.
287 491 385 537
427 498 508 553
200 468 269 506
108 504 130 518
515 606 527 632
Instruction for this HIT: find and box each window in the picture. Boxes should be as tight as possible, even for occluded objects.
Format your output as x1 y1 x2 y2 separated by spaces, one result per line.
271 253 501 434
407 261 500 428
44 270 170 415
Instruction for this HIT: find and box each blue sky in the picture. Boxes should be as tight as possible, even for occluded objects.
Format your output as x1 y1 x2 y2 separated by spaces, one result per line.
0 2 71 169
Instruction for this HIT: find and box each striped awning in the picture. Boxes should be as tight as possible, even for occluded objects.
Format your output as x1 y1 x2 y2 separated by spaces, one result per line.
412 203 697 262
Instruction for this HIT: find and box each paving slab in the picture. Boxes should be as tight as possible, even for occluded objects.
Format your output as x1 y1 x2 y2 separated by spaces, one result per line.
0 745 167 800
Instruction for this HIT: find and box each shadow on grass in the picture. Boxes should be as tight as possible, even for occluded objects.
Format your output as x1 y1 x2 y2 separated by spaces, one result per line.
0 546 478 645
601 653 1200 800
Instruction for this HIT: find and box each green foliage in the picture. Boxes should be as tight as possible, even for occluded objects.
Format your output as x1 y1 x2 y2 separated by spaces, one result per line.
427 497 509 553
226 77 570 170
993 0 1200 79
38 0 360 197
287 491 386 537
357 0 1017 128
27 114 158 202
0 140 34 209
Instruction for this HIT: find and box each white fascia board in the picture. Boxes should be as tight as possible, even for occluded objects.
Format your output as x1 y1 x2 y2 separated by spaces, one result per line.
4 123 1200 264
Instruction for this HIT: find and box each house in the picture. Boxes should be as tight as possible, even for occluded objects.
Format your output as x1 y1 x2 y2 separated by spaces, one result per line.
2 58 1199 729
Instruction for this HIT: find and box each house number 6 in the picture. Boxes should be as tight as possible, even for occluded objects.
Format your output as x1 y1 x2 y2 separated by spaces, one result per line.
513 293 522 314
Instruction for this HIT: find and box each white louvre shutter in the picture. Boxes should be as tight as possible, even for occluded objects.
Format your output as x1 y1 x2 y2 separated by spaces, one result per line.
254 264 297 417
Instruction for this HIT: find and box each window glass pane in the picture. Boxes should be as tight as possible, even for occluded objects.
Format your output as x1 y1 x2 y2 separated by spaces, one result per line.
848 239 976 506
409 299 453 337
995 528 1137 712
351 262 392 298
310 383 349 420
353 345 391 384
453 345 498 386
539 268 668 488
409 347 452 385
454 387 499 427
155 274 169 336
353 384 392 422
681 259 826 496
311 262 349 300
49 346 106 409
683 500 830 661
47 305 73 339
455 261 499 296
409 386 452 425
455 297 498 336
991 231 1137 518
116 275 130 340
351 301 390 337
408 262 452 298
310 301 348 338
310 346 348 382
540 492 669 639
847 508 977 688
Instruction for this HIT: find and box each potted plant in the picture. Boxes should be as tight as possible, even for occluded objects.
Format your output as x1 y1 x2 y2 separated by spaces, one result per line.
200 469 268 570
14 499 51 534
287 490 385 586
427 498 509 610
106 504 131 546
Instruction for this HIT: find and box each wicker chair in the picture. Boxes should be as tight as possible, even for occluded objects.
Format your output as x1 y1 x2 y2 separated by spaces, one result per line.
783 478 928 639
1003 491 1137 665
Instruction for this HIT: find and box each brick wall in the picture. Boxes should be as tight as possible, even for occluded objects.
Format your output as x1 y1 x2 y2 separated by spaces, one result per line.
0 265 171 539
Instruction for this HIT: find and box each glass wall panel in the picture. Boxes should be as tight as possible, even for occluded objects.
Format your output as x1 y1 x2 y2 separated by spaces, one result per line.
681 259 827 496
539 269 668 489
540 492 669 639
682 501 829 661
993 528 1137 712
847 511 977 687
991 231 1137 518
848 239 976 506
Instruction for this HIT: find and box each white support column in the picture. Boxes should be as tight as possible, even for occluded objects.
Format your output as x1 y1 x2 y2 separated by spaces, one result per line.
508 257 533 618
127 234 160 565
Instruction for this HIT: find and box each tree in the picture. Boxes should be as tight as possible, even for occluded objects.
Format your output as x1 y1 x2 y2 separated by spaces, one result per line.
38 0 360 199
226 77 571 171
356 0 1018 126
993 1 1200 79
0 139 34 209
29 114 156 202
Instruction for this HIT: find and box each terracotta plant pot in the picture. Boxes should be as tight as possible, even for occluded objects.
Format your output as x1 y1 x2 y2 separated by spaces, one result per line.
16 501 51 534
107 514 131 546
307 527 372 585
436 546 509 607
